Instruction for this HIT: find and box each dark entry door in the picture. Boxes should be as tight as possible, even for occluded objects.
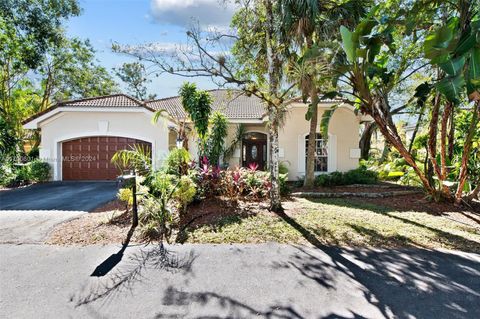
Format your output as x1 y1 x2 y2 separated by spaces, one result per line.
242 140 267 170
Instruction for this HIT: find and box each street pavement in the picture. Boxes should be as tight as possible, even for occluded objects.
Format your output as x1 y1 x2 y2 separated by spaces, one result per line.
1 243 479 319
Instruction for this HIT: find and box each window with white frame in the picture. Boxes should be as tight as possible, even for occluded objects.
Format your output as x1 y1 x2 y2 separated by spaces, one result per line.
305 133 328 172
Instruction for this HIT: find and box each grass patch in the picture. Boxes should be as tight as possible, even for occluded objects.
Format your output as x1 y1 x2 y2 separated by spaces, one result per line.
183 198 480 253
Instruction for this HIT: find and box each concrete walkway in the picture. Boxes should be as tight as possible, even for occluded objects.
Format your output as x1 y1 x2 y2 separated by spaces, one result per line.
0 210 85 244
1 243 479 319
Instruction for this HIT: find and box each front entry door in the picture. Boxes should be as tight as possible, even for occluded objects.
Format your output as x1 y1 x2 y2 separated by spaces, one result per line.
242 140 267 170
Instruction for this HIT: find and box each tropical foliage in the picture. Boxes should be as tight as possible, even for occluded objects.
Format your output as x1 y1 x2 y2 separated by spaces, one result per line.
319 0 479 203
0 0 118 164
0 160 50 187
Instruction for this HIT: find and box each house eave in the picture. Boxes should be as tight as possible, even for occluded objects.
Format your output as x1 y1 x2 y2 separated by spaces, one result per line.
23 106 159 130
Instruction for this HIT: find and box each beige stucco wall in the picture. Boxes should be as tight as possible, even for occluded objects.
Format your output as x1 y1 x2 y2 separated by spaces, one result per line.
33 103 359 181
168 130 177 151
278 104 361 180
37 109 170 180
206 103 361 180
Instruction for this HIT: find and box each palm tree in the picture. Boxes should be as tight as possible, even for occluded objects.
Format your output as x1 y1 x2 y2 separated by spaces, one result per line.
280 0 369 187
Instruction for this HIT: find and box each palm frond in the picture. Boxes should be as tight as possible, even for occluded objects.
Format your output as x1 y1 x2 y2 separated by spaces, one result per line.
319 104 339 140
152 109 170 124
223 123 246 161
111 144 152 176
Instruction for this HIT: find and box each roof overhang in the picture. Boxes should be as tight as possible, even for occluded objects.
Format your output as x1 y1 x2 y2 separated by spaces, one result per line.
229 118 264 124
23 106 162 129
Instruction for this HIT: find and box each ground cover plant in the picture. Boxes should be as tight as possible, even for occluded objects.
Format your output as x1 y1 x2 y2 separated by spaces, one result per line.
48 193 480 253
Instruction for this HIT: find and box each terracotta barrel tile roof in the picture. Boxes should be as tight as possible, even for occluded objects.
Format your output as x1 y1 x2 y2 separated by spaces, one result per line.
146 89 266 120
23 90 344 126
60 94 144 107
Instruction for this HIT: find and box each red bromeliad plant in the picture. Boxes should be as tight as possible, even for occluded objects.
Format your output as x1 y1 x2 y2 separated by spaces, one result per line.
247 162 259 172
195 157 222 198
195 156 271 200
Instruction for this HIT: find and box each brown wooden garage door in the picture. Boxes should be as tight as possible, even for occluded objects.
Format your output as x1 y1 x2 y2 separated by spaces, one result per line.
62 136 151 180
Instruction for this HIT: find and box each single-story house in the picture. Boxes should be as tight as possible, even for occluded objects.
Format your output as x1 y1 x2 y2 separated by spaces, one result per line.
23 90 365 181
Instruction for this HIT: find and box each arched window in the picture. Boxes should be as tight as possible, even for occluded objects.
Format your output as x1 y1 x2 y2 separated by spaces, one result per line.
305 133 328 172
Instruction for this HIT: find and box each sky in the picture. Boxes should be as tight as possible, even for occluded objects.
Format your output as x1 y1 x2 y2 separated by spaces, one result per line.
67 0 235 98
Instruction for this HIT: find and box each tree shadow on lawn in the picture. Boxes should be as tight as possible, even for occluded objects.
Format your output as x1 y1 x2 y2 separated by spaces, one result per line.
176 197 270 243
274 209 480 319
310 193 480 217
306 197 480 253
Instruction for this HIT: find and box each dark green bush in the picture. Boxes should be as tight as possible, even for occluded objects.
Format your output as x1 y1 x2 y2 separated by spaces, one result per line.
343 167 378 185
0 165 14 187
0 161 50 187
314 167 378 187
1 165 29 187
28 161 50 182
294 177 305 188
279 173 290 195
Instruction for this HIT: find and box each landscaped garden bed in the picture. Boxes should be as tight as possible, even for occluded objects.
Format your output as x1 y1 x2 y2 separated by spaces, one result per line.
47 191 480 253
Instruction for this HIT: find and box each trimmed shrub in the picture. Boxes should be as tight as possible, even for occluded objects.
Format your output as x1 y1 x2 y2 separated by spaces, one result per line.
0 165 14 186
279 173 290 195
28 161 50 182
343 167 378 185
314 167 378 187
294 176 305 188
1 164 30 187
279 162 289 175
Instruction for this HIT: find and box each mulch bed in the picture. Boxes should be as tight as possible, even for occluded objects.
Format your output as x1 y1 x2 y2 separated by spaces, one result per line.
179 197 272 230
46 184 480 246
46 200 142 246
292 182 417 194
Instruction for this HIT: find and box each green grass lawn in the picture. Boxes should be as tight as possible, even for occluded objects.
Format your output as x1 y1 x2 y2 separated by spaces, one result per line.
180 198 480 253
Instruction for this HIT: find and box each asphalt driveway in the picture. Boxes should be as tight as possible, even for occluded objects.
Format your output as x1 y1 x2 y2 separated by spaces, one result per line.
0 181 118 244
0 181 117 211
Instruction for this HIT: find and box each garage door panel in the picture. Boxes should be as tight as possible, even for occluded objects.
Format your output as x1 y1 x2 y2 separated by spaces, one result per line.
62 136 151 180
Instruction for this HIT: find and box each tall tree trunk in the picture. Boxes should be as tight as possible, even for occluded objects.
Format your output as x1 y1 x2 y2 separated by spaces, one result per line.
379 141 390 163
264 0 283 212
440 102 453 197
455 101 480 204
304 86 319 187
360 122 375 160
427 95 443 180
408 103 426 153
368 95 434 194
268 107 282 212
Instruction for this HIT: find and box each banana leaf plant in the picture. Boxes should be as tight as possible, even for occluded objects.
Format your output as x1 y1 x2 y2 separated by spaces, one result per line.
423 5 480 203
323 7 438 195
328 1 480 203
